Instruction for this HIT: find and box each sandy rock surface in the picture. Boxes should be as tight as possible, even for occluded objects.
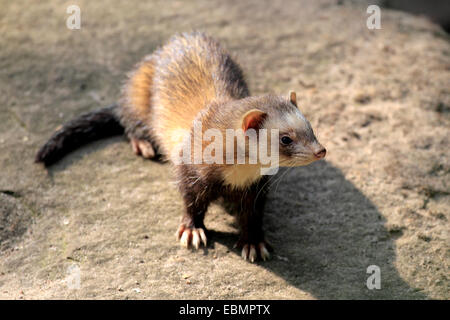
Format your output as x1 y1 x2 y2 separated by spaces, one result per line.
0 0 448 299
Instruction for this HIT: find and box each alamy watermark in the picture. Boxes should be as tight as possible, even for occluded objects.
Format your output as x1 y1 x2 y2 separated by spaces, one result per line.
366 5 381 30
366 265 381 290
66 5 381 31
66 5 81 30
171 121 280 175
66 263 81 289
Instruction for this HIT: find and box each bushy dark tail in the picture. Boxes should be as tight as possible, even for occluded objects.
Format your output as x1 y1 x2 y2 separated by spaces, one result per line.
35 104 124 166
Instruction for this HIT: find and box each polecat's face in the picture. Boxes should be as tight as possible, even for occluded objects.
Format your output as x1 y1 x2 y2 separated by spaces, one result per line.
241 93 326 167
274 108 326 167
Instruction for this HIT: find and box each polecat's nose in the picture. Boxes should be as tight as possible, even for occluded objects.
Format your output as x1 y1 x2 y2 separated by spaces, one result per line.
314 147 326 159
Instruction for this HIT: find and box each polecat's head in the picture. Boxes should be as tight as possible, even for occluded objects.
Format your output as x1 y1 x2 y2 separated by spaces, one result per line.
240 92 326 167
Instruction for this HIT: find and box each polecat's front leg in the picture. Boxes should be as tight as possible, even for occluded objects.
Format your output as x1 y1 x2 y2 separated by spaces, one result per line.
176 193 210 249
176 167 212 249
237 193 271 262
225 178 272 262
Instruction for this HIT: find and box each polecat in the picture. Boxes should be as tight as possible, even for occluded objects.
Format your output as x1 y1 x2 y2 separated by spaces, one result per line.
35 32 326 262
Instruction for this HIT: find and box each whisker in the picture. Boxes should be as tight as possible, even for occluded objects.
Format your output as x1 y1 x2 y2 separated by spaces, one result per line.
272 165 295 195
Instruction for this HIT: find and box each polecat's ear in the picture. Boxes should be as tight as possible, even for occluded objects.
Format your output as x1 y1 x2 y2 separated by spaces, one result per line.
241 109 267 131
289 91 297 107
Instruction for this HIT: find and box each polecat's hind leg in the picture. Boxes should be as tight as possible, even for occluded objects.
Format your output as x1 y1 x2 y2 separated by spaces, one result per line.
118 55 160 160
130 137 156 159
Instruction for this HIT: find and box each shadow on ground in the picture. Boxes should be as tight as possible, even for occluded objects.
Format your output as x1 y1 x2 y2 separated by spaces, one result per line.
209 162 427 299
36 140 427 299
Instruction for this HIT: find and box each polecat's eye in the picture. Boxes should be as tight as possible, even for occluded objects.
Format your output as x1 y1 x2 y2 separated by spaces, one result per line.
281 136 293 145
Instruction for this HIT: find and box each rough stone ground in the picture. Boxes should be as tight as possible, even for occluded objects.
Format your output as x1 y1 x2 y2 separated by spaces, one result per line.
0 0 448 299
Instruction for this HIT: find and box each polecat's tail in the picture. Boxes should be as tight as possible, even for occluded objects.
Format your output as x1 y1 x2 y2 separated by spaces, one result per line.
35 104 124 166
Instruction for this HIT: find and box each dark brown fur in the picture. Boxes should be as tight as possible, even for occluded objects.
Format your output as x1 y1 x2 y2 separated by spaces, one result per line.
35 104 123 166
176 162 270 252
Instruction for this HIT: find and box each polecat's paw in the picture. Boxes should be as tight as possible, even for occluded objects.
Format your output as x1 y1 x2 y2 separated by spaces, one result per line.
131 138 155 159
237 242 272 263
176 224 207 250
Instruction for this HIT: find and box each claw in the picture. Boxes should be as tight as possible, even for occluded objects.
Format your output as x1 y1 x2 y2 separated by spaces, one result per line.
249 245 257 263
176 225 184 240
238 241 272 262
176 224 207 250
192 230 200 249
241 244 249 260
198 228 207 246
131 139 140 155
259 242 271 261
140 142 155 158
180 229 191 248
131 138 155 159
